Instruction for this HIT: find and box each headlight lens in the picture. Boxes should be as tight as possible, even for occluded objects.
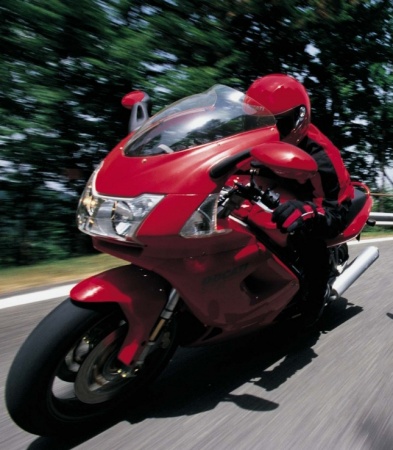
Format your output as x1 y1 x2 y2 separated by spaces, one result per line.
180 194 230 238
77 172 164 241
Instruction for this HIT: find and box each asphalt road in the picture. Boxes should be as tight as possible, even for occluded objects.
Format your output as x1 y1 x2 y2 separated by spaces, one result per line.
1 239 393 450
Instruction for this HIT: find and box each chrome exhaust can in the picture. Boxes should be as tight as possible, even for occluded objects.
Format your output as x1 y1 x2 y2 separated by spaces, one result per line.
331 246 379 300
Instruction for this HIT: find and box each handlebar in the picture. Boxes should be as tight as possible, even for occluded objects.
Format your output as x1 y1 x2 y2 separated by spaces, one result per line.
217 177 280 218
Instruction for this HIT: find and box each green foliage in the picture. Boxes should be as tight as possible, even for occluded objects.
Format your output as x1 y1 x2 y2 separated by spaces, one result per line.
294 0 393 188
1 0 393 267
372 191 393 213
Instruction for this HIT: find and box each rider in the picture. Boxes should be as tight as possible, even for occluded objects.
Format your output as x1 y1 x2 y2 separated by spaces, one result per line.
246 74 354 326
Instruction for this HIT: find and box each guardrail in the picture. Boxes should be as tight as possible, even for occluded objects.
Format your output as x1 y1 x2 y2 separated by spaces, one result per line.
370 193 393 226
369 212 393 226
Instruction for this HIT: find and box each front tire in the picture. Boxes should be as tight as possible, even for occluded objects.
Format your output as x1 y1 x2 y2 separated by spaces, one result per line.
6 298 177 436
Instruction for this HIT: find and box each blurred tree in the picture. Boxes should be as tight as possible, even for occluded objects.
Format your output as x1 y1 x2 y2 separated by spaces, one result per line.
293 0 393 187
0 0 151 265
138 0 393 189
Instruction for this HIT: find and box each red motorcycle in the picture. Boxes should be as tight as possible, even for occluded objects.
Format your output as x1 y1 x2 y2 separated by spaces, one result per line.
6 85 379 436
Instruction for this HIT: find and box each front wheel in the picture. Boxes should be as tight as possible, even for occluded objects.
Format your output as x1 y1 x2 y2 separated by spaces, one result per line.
6 298 178 436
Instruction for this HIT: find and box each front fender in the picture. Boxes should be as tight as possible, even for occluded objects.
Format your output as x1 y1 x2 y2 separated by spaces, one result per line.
70 265 171 365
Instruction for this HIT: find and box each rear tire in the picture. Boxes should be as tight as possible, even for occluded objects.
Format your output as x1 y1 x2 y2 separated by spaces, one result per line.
6 298 178 436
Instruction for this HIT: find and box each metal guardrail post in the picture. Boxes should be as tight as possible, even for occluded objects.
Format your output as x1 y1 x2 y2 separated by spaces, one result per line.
369 193 393 225
368 212 393 226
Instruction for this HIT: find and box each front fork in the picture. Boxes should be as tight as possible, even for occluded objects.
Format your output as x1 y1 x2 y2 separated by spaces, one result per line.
70 265 180 373
119 288 180 378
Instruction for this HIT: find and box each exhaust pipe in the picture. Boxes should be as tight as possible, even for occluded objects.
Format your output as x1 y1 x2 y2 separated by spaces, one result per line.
330 246 379 300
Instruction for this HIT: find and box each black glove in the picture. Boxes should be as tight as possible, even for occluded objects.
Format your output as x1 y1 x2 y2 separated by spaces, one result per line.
272 200 325 233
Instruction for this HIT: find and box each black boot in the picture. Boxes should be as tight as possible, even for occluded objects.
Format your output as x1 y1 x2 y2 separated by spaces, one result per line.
289 234 330 328
300 285 330 328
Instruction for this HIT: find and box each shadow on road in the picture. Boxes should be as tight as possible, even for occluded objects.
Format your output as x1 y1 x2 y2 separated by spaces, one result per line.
27 298 362 450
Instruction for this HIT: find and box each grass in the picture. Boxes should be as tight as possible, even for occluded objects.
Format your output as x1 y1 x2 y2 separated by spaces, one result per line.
1 228 392 296
361 226 393 238
0 253 128 296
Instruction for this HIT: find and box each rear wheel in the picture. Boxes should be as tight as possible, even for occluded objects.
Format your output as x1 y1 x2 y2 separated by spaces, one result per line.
6 298 178 436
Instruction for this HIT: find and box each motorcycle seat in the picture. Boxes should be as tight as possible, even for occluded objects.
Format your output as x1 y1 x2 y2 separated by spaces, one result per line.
343 188 367 226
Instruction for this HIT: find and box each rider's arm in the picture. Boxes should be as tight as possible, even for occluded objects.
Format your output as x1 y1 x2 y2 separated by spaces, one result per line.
299 126 354 237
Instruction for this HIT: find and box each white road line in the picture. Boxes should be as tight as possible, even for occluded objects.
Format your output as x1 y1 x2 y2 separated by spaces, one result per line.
0 283 75 310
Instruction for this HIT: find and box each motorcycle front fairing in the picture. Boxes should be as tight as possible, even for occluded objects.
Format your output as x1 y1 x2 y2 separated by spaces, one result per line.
72 84 300 351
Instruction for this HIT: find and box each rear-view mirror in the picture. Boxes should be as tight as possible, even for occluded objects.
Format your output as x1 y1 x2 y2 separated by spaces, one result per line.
250 142 317 183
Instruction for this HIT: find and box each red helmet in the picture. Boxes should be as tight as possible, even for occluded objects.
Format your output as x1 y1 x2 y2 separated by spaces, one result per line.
246 74 311 145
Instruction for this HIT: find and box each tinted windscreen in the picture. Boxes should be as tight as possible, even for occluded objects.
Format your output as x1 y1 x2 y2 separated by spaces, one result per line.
124 85 276 157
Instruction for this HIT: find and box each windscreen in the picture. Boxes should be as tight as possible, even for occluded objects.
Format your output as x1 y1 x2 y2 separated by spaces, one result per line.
124 85 276 157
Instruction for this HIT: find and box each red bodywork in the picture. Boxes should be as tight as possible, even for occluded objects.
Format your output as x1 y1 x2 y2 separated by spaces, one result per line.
71 88 371 365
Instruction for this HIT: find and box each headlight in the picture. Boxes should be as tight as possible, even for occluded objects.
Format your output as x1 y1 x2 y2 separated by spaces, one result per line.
77 171 164 241
180 194 230 238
